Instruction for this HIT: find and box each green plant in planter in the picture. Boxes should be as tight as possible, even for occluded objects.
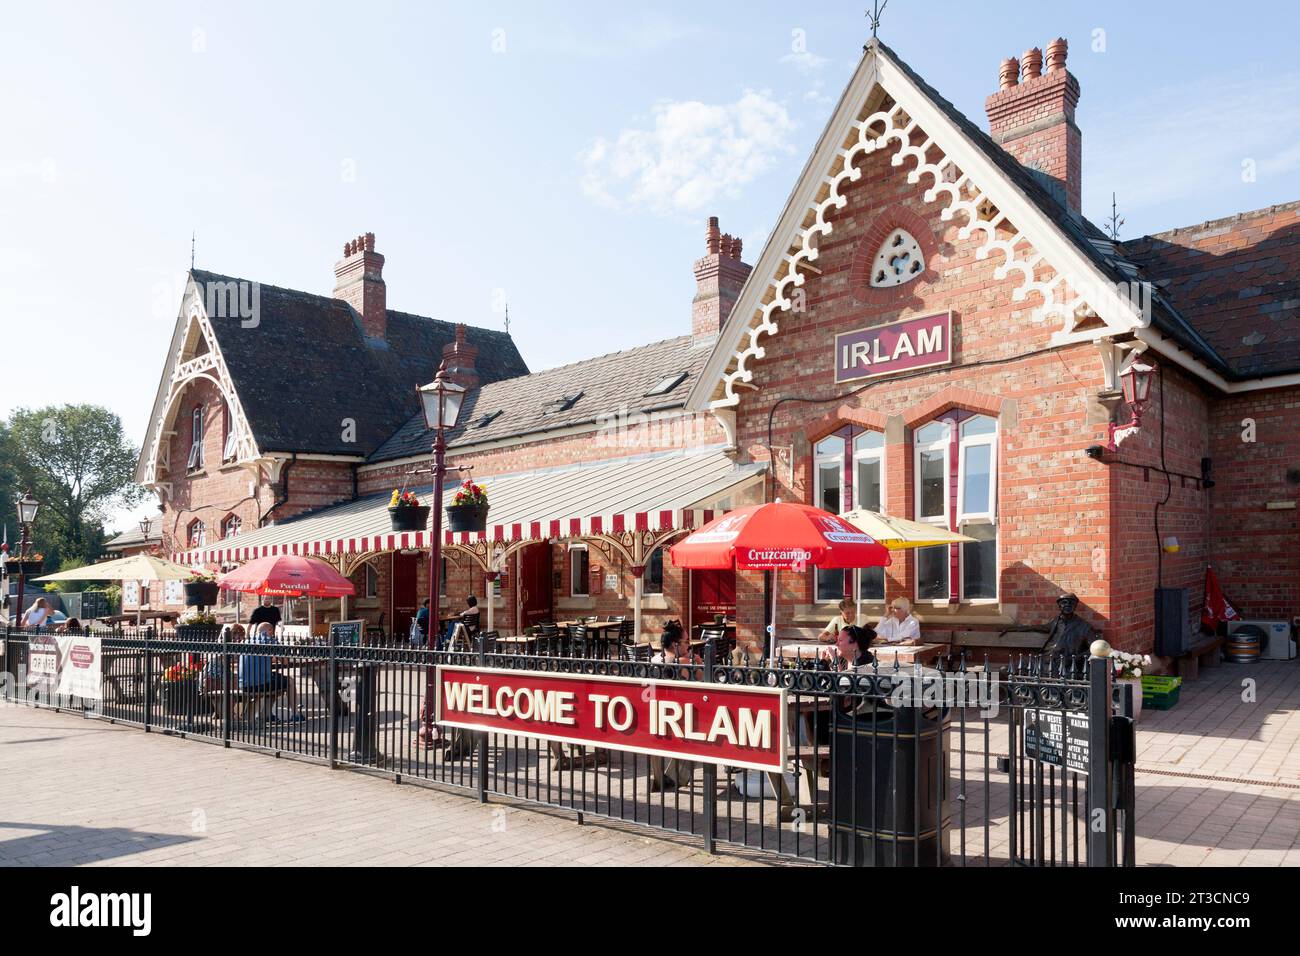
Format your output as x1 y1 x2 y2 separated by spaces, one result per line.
181 610 218 627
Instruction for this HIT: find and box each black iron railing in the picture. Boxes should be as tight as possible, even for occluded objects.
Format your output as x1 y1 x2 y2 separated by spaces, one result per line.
0 625 1135 866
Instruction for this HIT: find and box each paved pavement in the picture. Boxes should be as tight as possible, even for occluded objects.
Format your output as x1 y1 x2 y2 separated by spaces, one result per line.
2 658 1298 867
0 707 764 867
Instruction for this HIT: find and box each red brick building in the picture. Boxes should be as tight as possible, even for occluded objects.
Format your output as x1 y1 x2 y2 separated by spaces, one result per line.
152 37 1299 663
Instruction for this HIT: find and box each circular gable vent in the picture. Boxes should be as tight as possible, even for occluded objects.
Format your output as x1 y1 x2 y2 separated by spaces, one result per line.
870 229 925 288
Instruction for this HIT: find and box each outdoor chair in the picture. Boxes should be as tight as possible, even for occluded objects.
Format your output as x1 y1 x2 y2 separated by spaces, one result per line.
536 624 561 656
565 624 590 659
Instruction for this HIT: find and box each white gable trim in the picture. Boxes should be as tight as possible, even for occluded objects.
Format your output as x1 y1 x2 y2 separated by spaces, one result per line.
688 43 1152 413
136 276 264 492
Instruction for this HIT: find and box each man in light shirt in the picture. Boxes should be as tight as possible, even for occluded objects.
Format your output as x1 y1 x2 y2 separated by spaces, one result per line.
876 597 921 645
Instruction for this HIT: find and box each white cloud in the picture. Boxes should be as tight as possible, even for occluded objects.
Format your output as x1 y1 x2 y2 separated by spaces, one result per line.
580 90 797 216
780 50 829 74
1087 69 1300 220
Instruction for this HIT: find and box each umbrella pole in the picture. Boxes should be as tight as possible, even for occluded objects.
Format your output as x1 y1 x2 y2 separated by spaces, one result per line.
768 568 778 664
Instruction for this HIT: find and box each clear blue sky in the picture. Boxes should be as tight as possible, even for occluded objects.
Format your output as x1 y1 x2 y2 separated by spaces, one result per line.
2 1 1297 533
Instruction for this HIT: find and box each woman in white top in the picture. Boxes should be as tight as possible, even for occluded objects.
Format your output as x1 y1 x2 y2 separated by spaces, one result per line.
22 597 51 630
876 597 921 645
818 597 864 644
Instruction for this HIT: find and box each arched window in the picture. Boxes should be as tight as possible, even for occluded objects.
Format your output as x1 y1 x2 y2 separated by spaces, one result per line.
912 413 998 603
221 513 242 539
870 229 925 288
812 429 888 604
222 401 238 462
187 519 206 548
187 405 205 471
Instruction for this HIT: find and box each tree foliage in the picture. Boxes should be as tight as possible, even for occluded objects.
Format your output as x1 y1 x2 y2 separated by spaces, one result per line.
3 405 143 567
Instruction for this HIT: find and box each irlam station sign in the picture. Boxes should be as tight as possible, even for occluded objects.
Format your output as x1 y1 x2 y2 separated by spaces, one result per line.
435 666 787 772
834 310 953 383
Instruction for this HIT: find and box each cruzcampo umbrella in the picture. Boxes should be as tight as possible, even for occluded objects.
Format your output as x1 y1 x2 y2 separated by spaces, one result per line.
839 509 977 550
670 500 891 660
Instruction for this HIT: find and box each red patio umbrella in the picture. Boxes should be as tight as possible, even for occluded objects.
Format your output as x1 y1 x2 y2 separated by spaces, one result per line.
217 555 356 598
670 501 890 660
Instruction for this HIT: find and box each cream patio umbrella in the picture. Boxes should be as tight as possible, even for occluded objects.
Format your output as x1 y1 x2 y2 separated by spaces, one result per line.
838 509 978 626
34 554 198 624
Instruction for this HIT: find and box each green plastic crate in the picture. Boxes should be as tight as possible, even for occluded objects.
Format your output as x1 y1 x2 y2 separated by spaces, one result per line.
1141 675 1182 711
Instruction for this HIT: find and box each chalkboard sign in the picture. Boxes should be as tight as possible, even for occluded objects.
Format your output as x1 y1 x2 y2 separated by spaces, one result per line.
330 620 364 646
1023 710 1090 775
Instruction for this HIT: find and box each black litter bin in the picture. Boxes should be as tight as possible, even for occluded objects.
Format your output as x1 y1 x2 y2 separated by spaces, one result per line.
830 704 951 866
347 663 380 764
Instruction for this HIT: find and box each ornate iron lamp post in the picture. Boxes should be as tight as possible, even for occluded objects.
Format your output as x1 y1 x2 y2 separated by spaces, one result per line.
416 363 464 744
14 492 40 629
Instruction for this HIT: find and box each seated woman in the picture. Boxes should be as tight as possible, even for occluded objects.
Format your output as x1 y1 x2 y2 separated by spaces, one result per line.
818 597 864 644
834 623 877 673
203 624 245 690
238 622 304 722
651 620 699 666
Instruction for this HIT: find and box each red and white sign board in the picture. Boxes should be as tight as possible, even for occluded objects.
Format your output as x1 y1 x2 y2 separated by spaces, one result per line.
435 665 787 773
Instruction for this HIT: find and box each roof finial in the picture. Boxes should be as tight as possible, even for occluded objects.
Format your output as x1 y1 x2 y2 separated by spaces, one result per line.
1106 192 1125 241
504 303 510 335
191 230 196 270
866 0 888 40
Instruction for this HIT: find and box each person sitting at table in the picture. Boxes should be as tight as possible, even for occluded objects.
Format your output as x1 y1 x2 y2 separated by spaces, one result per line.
651 620 699 667
834 623 877 673
818 597 863 644
875 597 921 645
203 623 245 691
56 617 82 634
460 595 480 632
239 622 304 722
413 599 431 646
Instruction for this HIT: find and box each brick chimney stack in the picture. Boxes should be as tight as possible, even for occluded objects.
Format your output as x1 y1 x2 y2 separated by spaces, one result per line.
333 232 387 341
693 216 752 341
442 323 480 390
985 38 1082 213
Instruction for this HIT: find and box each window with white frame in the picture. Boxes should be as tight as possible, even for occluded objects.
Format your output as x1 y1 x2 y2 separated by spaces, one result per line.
644 548 664 595
365 563 378 599
854 430 886 602
569 543 589 596
914 420 951 602
187 405 205 471
223 402 238 462
958 415 998 600
912 414 999 603
221 513 241 539
187 519 205 549
813 435 845 602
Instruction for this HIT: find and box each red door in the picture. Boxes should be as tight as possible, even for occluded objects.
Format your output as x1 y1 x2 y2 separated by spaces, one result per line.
691 569 736 630
517 542 553 630
391 552 420 639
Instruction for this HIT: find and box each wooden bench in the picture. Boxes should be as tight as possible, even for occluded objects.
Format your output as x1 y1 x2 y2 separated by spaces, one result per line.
1176 634 1225 681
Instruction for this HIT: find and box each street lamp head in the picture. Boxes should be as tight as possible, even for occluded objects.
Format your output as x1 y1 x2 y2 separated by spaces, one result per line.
418 362 466 431
139 516 153 537
16 492 39 526
1121 360 1155 410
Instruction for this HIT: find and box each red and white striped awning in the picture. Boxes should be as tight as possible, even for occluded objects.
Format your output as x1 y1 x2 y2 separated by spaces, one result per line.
175 451 765 566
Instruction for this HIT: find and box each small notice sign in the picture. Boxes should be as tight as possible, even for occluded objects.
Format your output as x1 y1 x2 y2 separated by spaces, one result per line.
1024 709 1090 775
330 620 364 646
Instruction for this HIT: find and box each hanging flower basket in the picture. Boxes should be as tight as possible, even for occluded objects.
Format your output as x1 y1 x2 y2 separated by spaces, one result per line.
446 480 490 533
446 503 489 533
185 580 220 607
388 490 430 532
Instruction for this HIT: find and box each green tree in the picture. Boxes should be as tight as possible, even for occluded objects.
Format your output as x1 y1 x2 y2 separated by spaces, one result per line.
0 420 16 552
4 405 144 567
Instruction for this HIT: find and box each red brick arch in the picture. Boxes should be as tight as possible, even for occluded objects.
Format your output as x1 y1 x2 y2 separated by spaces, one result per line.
850 203 941 307
904 385 1004 428
804 404 888 444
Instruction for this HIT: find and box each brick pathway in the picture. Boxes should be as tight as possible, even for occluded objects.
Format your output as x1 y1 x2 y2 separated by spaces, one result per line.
2 659 1298 866
0 707 766 867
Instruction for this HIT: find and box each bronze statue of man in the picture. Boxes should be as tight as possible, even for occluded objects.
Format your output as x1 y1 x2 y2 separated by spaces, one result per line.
1041 593 1093 659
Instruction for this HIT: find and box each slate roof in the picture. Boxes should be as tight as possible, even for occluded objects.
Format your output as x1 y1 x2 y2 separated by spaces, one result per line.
105 513 163 551
191 270 528 457
1120 201 1300 379
370 334 713 463
875 41 1235 380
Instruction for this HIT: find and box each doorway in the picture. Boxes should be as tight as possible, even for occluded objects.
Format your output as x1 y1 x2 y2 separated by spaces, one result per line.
391 551 420 640
690 568 736 630
517 542 553 630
